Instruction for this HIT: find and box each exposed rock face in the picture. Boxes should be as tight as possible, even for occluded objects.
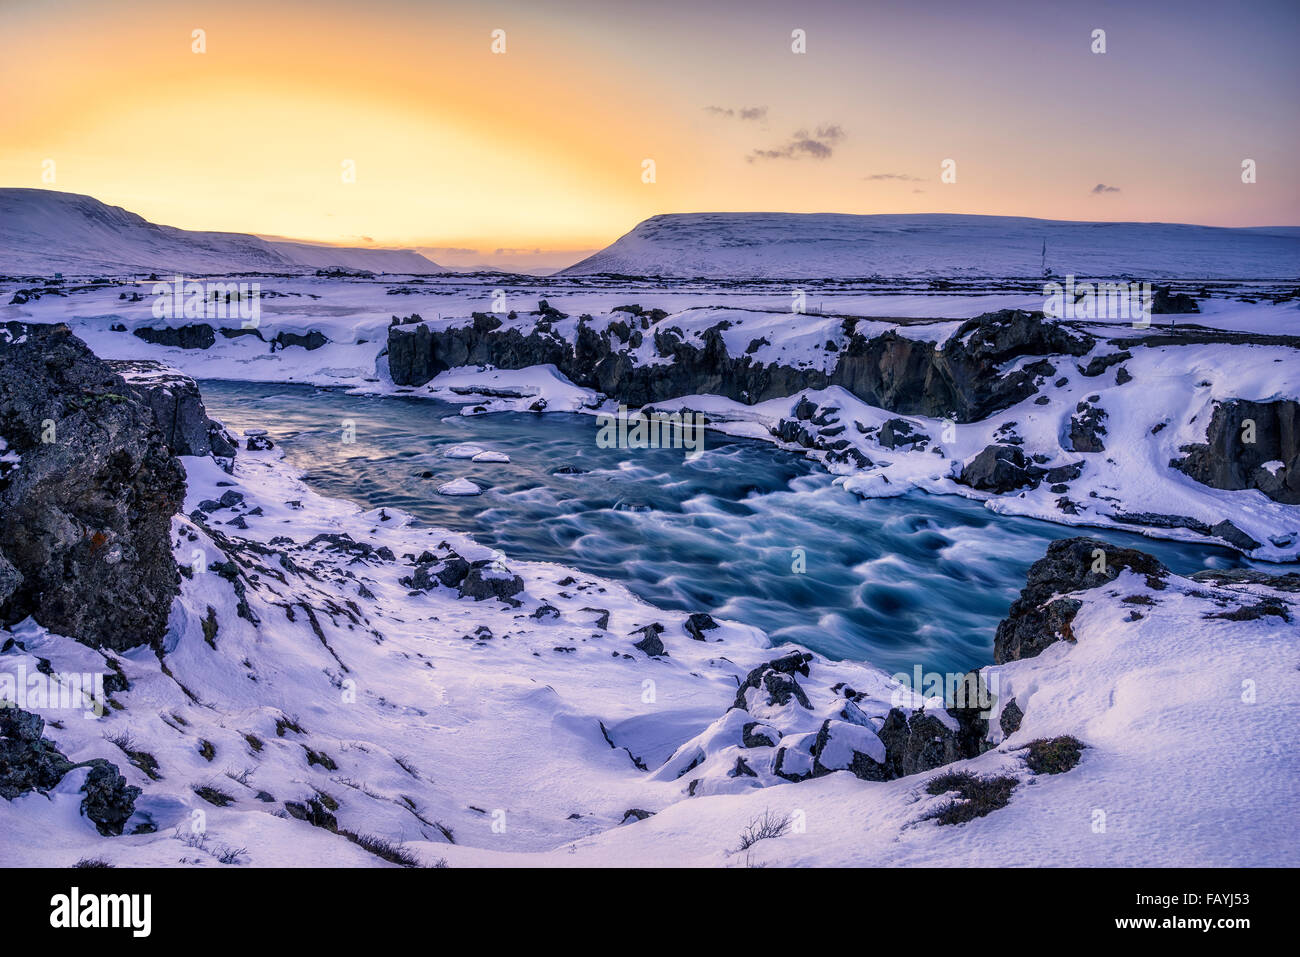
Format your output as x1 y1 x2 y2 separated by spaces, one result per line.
387 308 1093 423
0 323 186 651
0 706 73 798
132 324 329 353
0 708 139 835
993 537 1168 664
876 708 965 778
1068 398 1108 453
105 360 238 460
1174 399 1299 504
1150 285 1199 314
133 323 216 350
270 330 329 351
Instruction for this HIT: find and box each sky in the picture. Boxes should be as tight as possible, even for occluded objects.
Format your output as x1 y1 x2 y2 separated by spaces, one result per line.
1 0 1297 270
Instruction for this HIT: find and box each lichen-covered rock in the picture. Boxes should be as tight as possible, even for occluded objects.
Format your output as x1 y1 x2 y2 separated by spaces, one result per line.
0 323 186 651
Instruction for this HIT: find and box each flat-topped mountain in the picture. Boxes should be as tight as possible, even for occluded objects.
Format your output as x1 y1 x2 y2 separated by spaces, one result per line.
561 212 1300 279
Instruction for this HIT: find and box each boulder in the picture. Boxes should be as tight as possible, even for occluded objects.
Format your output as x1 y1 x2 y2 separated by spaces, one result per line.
456 560 524 602
958 443 1036 492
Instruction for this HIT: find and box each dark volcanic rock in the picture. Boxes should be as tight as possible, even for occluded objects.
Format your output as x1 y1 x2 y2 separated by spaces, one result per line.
999 699 1024 737
732 651 814 711
684 612 719 641
105 360 238 460
0 708 138 835
1077 351 1131 377
958 443 1037 492
386 308 1092 424
0 707 74 799
1150 285 1199 315
876 708 964 778
132 323 216 350
877 418 928 450
456 560 525 602
0 324 186 651
1174 399 1299 504
270 330 329 352
79 759 142 836
1068 398 1108 453
630 622 666 656
994 537 1168 664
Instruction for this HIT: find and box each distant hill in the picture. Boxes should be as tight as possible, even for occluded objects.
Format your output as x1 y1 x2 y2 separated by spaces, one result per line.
0 189 449 276
560 212 1300 279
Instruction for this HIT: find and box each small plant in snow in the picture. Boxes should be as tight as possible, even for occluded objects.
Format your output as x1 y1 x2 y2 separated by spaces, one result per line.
736 809 792 851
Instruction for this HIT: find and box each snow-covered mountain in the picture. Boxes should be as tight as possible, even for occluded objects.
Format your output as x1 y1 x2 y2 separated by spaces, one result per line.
561 212 1300 280
0 189 449 276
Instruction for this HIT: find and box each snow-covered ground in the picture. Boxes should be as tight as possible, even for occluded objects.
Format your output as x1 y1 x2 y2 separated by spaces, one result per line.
2 257 1298 867
2 439 1295 867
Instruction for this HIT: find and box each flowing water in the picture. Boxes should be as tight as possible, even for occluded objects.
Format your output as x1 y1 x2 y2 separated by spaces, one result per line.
199 380 1264 675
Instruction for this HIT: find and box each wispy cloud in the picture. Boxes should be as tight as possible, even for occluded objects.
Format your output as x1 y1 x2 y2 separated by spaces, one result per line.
863 172 922 182
1091 183 1121 194
704 105 768 122
748 124 845 162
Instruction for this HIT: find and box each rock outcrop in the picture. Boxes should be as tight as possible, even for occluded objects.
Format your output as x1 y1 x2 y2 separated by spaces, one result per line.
106 360 238 460
387 308 1093 423
993 537 1167 664
0 323 186 651
0 707 139 835
1174 398 1299 504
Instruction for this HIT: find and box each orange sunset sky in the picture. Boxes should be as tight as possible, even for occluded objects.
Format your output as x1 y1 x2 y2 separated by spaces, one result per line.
2 0 1297 269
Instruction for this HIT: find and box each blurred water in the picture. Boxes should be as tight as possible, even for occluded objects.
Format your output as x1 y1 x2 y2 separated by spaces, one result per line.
200 380 1263 674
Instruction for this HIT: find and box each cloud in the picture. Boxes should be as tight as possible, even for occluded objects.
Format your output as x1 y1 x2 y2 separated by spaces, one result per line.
748 124 845 162
863 172 922 182
704 105 768 122
494 247 543 256
1091 183 1121 194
